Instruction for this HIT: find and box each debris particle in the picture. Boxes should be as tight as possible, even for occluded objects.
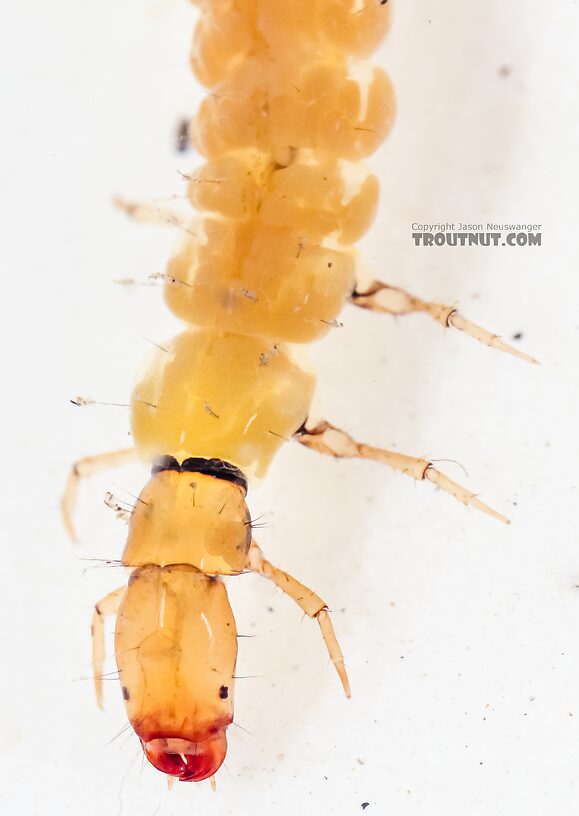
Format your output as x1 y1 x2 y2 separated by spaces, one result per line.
240 288 258 301
259 345 280 366
176 118 191 152
204 401 220 419
70 395 96 407
104 492 132 523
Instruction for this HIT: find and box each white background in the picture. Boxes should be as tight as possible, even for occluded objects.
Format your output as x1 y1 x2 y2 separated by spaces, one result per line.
1 1 578 814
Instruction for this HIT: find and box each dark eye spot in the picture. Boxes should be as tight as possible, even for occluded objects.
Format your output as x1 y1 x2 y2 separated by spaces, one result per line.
122 686 130 701
219 685 229 700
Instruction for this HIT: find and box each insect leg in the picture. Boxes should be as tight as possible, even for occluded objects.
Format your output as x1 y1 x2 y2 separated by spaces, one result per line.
295 421 509 525
247 540 351 698
62 448 136 543
92 586 125 709
351 281 538 364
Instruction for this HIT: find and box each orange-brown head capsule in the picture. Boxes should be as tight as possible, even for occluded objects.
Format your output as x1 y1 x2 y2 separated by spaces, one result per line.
115 563 238 782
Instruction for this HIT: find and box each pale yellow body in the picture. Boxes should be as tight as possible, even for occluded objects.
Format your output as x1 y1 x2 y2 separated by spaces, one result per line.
131 330 315 476
165 217 357 344
131 2 395 474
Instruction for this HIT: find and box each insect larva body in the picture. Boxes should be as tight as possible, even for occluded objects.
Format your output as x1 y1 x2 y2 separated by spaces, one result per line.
116 2 394 780
65 0 533 786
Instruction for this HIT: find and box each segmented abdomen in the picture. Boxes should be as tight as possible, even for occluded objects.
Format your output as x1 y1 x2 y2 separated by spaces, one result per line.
131 0 395 473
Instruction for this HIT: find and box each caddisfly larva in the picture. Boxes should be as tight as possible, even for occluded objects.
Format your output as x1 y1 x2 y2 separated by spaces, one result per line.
63 0 535 785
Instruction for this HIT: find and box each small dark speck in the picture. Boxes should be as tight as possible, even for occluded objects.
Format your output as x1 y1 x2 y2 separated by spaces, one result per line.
219 685 229 700
498 65 512 79
362 804 370 811
267 606 275 613
122 686 130 701
204 400 220 419
176 118 191 152
511 331 523 340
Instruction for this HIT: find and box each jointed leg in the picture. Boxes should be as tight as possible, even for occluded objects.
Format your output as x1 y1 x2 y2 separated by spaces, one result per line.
351 281 538 364
92 586 125 709
247 540 350 698
295 420 510 525
62 448 136 542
